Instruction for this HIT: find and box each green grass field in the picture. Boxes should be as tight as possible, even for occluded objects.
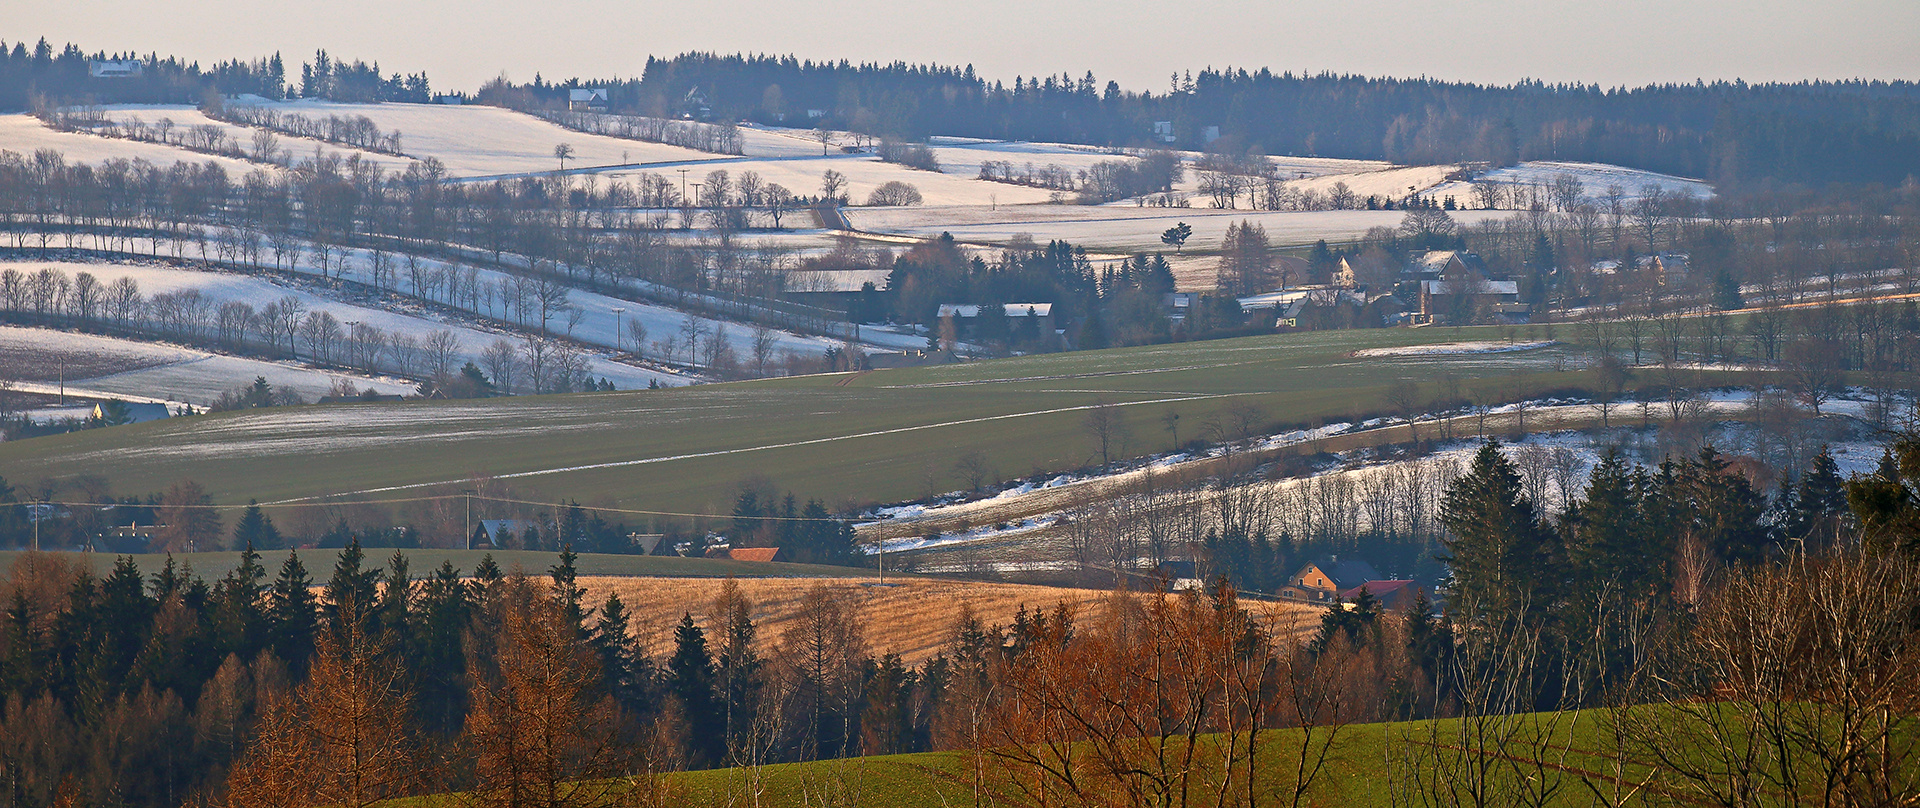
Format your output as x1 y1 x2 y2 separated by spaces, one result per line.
0 549 882 582
598 705 1783 807
0 325 1614 518
658 703 1912 807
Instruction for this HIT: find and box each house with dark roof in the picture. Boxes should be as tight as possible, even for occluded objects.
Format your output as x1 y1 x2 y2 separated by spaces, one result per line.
92 401 171 425
1280 556 1384 603
1408 250 1490 279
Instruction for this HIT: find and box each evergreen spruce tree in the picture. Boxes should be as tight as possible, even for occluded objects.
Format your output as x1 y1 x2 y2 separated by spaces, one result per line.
520 523 541 551
232 500 283 550
267 550 318 673
1678 447 1770 563
590 593 649 715
323 539 383 641
376 550 414 659
208 543 269 661
665 612 724 766
1439 441 1562 626
1561 450 1658 595
1792 446 1849 547
414 561 472 733
548 544 589 633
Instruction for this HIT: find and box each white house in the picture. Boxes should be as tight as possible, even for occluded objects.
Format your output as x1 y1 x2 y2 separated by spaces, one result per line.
88 60 143 79
567 88 610 111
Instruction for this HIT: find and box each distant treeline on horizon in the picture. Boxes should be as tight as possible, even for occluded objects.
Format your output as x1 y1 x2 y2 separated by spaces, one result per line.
6 38 1920 188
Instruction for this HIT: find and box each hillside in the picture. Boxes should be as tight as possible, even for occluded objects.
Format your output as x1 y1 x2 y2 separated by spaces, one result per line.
0 326 1614 523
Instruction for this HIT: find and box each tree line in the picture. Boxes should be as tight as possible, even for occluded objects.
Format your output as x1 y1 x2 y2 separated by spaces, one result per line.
0 39 427 112
12 37 1920 188
539 52 1920 188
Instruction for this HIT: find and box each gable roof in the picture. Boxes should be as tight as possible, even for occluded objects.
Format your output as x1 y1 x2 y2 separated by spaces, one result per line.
1337 579 1415 601
1294 557 1383 591
1421 279 1519 296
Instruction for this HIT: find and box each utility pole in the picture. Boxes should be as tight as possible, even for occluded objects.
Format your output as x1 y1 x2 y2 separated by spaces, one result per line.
677 168 689 204
31 498 41 551
463 489 475 550
612 307 626 352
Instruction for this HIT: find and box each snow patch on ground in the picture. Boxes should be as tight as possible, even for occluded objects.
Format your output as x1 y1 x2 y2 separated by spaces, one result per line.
1351 341 1557 358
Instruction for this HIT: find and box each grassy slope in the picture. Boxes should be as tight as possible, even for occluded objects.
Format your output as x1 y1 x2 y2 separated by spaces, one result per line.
0 325 1610 513
658 708 1677 807
0 549 879 582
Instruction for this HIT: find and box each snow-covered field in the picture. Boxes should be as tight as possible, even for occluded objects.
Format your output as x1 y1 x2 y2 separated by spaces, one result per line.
1425 161 1712 205
88 104 412 171
1350 341 1557 358
846 206 1514 252
602 153 1058 207
0 324 416 407
250 100 717 177
0 114 260 173
0 259 684 394
1281 164 1459 203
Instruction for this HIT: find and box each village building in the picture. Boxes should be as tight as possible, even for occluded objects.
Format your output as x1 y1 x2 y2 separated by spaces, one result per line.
1280 556 1385 603
1337 579 1426 612
567 88 610 111
91 401 170 424
88 59 144 79
936 303 1055 341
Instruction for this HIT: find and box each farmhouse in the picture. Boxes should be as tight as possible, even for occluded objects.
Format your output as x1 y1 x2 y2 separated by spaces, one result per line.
936 303 1055 341
1280 556 1385 603
1408 250 1490 279
567 88 610 111
1417 277 1523 324
88 59 144 79
91 401 170 424
1638 252 1691 284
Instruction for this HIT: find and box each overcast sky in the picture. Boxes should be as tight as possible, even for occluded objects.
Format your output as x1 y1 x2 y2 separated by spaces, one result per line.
10 0 1918 94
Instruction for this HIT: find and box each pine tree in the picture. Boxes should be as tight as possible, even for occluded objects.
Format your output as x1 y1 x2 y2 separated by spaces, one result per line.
547 544 589 633
589 593 649 715
860 653 918 755
1561 450 1657 595
231 500 283 550
413 561 472 734
94 556 155 697
1440 442 1562 626
665 612 723 766
208 543 269 661
1792 446 1849 547
267 550 317 672
323 539 384 641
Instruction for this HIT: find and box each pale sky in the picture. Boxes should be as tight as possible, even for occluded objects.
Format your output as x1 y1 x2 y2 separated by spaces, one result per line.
9 0 1918 94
